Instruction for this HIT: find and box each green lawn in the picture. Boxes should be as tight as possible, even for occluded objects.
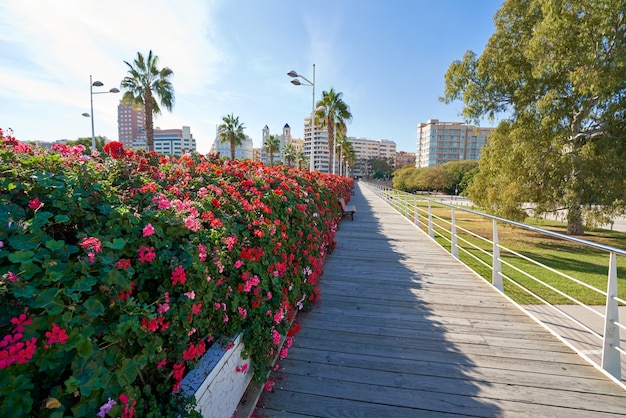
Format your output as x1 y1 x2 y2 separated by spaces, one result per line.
389 193 626 305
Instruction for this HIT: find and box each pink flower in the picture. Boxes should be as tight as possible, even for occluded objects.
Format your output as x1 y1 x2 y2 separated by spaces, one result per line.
28 197 43 210
80 237 102 253
45 323 68 347
97 398 117 418
236 363 249 373
272 329 281 345
171 265 187 285
137 246 156 263
7 271 18 282
234 260 243 268
191 302 202 315
157 303 170 313
184 290 195 299
198 243 207 262
157 358 167 369
238 307 247 319
10 314 31 334
142 223 155 237
184 216 201 232
263 380 275 392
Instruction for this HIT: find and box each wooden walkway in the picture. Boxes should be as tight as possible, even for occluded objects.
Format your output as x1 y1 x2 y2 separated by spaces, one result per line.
252 182 626 417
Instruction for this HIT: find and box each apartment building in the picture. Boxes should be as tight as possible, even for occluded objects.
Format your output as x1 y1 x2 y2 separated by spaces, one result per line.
303 116 330 172
416 119 493 168
131 126 197 155
347 137 397 177
396 151 416 168
117 102 145 148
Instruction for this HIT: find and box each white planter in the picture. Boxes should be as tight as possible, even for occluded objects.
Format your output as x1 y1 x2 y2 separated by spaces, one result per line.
180 334 253 418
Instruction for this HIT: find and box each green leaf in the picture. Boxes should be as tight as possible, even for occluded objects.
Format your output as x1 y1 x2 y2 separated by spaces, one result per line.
104 238 126 249
84 298 105 317
8 250 35 263
45 240 66 251
31 288 60 308
116 358 139 386
54 214 70 223
76 340 94 359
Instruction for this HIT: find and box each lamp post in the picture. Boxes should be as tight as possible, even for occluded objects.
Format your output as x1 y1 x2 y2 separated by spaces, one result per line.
287 65 315 171
83 75 119 152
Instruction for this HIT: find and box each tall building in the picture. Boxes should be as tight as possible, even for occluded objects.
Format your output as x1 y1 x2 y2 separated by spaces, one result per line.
117 102 145 148
304 116 329 172
416 119 493 168
347 137 397 177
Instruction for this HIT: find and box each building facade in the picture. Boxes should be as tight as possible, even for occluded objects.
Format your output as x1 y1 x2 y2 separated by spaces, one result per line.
396 151 416 168
261 124 292 165
303 116 330 172
117 102 145 148
131 127 197 155
211 133 254 160
347 137 397 177
416 119 493 168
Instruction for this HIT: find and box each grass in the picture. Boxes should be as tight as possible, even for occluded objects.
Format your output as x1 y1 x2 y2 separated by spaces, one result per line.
388 193 626 306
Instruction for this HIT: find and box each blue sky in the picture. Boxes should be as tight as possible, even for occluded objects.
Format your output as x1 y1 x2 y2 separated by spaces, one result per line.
0 0 503 154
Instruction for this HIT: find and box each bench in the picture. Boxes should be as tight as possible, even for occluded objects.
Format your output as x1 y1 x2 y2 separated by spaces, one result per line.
339 197 356 221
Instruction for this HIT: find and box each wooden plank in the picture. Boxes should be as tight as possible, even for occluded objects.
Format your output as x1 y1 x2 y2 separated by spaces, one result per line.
251 183 626 417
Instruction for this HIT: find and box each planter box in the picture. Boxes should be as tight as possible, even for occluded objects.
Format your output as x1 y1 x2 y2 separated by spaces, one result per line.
180 334 252 418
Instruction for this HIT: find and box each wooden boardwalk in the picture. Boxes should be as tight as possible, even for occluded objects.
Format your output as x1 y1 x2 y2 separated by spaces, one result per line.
252 182 626 417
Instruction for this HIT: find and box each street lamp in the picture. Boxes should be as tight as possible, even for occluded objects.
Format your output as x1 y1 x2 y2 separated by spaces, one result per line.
83 75 119 152
287 65 315 171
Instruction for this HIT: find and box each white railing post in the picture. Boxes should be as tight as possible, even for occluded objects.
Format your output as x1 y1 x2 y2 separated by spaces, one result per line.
601 251 621 380
492 219 503 291
451 208 459 259
428 201 434 238
414 195 418 226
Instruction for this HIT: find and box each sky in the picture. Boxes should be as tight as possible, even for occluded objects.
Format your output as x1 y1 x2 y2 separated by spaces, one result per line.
0 0 504 154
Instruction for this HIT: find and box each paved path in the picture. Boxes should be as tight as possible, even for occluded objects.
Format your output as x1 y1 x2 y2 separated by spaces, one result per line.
252 182 626 417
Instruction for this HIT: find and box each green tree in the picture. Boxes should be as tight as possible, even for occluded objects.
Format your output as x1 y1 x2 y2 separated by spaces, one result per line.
369 157 394 179
441 0 626 235
218 114 246 160
295 150 306 170
282 142 296 167
121 50 174 152
263 134 281 167
315 88 352 173
340 138 355 177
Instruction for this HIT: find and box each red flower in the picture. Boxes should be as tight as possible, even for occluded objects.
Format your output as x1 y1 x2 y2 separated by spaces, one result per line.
28 197 43 210
103 141 126 159
171 265 187 285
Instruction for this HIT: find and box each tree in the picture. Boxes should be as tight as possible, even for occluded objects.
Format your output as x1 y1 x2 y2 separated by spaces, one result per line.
121 50 174 152
441 0 626 235
315 88 352 173
340 138 355 177
217 114 246 160
282 142 296 167
263 134 280 167
369 157 394 179
295 151 306 170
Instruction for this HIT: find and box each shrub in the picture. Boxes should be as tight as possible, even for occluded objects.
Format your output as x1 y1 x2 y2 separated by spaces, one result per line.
0 130 353 417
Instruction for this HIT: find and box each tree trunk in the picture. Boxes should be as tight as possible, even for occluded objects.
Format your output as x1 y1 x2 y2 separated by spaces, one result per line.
230 138 235 160
144 90 154 152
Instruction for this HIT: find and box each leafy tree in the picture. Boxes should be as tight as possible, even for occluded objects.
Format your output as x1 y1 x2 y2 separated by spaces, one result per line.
441 0 626 234
263 134 280 167
315 88 352 172
218 114 246 160
369 157 394 179
121 50 174 152
339 137 355 177
282 142 296 167
295 150 306 170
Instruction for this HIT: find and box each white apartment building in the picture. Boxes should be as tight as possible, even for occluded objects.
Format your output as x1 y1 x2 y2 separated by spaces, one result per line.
132 126 197 155
416 119 492 168
211 134 254 160
347 137 397 177
303 116 330 172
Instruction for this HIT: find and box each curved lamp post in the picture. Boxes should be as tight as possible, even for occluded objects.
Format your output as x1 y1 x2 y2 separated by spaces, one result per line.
287 65 315 171
83 75 119 152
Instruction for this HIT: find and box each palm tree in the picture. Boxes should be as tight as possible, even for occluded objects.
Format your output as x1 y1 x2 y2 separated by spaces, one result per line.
121 50 174 152
282 142 296 167
341 139 356 177
263 134 281 167
295 151 306 170
315 88 352 173
217 114 246 160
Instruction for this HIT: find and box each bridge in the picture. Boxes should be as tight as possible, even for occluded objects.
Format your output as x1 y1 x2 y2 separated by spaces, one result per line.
249 182 626 417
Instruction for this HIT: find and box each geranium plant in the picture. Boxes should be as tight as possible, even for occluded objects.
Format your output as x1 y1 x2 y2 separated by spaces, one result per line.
0 129 353 417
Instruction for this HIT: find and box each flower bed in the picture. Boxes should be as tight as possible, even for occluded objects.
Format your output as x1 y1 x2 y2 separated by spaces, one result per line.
0 128 353 417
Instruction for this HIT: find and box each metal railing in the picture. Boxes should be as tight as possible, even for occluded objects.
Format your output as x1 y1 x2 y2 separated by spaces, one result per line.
363 182 626 384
